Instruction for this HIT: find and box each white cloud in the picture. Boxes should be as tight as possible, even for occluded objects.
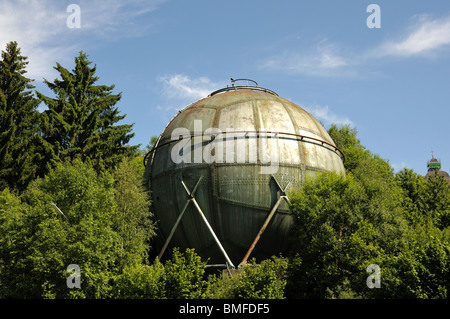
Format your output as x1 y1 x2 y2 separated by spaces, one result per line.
262 14 450 78
260 40 351 77
158 74 224 101
378 14 450 57
0 0 165 81
154 74 225 120
79 0 165 38
302 103 353 127
0 1 67 79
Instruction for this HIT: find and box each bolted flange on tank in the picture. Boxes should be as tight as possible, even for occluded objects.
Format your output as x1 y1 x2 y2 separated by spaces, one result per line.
144 79 345 268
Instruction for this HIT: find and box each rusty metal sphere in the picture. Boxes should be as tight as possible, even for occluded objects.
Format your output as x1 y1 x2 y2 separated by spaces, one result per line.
145 84 345 267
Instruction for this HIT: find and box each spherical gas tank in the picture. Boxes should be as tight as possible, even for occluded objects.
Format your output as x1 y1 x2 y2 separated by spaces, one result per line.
145 84 345 266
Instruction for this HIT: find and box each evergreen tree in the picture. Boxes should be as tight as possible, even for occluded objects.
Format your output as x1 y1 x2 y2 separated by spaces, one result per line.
0 41 41 191
36 52 137 173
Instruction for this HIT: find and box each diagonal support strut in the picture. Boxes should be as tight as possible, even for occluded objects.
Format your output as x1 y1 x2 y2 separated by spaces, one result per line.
158 176 203 260
158 176 235 269
239 175 291 267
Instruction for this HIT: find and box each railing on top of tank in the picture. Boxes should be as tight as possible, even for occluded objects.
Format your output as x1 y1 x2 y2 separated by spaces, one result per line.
208 78 278 97
208 86 278 97
143 130 345 167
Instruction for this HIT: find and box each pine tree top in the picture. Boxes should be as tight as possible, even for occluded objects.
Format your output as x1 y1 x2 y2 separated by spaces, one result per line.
36 51 137 173
0 41 41 192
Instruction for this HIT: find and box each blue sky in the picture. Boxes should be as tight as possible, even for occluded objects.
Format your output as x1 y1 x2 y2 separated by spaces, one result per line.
1 0 449 175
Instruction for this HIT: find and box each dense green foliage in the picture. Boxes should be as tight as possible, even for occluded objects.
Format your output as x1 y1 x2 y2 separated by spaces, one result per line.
113 250 288 299
0 159 155 298
286 171 407 298
283 124 449 299
113 248 206 299
0 41 448 299
205 257 288 299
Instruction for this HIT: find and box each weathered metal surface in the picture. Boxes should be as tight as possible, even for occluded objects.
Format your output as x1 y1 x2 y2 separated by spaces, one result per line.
238 175 292 267
145 88 345 265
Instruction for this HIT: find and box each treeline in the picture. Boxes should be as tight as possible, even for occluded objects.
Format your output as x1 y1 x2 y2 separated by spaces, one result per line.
0 42 449 299
287 125 449 298
0 41 136 193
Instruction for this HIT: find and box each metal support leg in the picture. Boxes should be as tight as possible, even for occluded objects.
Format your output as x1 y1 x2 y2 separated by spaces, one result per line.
158 199 191 260
158 177 203 260
239 176 291 267
191 196 235 269
158 176 235 269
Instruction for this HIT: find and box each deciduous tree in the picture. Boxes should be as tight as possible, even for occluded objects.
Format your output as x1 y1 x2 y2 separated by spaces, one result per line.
0 159 155 298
